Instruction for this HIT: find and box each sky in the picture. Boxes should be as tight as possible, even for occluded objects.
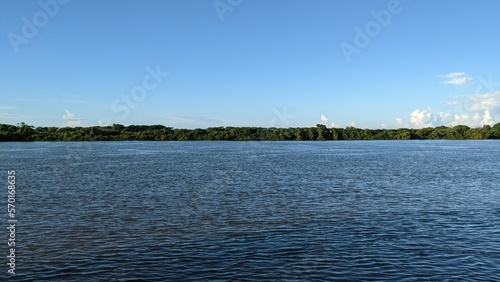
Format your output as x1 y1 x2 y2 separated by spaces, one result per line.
1 0 499 129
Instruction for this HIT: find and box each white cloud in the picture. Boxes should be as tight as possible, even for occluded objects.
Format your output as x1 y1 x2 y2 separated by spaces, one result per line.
426 110 493 127
450 113 473 127
321 114 342 128
409 109 433 128
398 92 498 129
320 114 328 124
441 72 474 85
395 117 405 128
465 91 500 111
438 112 452 123
443 91 500 126
445 100 462 107
482 110 493 126
349 121 357 127
62 110 82 127
330 122 341 128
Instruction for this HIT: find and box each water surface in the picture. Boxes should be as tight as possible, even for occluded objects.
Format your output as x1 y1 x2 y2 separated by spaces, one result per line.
1 141 499 281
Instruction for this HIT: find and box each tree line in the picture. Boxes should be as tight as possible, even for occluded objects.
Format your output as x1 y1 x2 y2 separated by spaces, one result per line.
1 122 500 142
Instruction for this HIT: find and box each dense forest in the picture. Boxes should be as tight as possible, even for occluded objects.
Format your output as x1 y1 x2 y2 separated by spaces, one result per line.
1 122 500 141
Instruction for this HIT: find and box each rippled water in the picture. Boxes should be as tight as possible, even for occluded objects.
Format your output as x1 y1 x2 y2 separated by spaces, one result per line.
1 140 499 281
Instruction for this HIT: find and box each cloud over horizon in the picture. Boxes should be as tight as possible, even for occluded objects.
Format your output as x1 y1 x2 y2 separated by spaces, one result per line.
440 72 474 85
320 114 342 128
396 91 499 129
62 110 82 127
409 109 433 128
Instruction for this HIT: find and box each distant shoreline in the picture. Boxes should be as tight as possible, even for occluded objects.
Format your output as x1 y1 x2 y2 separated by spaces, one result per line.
2 122 499 141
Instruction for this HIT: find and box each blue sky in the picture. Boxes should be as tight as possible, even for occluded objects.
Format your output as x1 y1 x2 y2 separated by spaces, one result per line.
1 0 499 129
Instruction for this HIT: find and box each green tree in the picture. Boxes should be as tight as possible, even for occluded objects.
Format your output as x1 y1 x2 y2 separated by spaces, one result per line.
343 126 363 140
316 124 329 141
294 128 306 140
415 127 435 139
17 122 35 141
395 129 411 140
452 125 470 139
465 128 489 139
490 122 500 139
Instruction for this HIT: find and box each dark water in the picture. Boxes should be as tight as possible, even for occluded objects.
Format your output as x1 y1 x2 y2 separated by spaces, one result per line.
1 141 499 281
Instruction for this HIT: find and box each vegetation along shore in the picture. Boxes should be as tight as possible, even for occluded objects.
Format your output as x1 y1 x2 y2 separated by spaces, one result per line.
1 122 500 142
